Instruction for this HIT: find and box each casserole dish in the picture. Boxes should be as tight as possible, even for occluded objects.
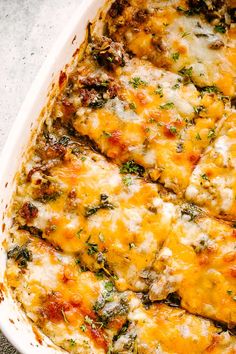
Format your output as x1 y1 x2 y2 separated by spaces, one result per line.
0 1 107 352
1 0 236 353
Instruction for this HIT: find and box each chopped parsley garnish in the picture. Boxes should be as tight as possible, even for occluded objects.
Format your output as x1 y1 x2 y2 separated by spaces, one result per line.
171 52 180 62
160 102 175 110
120 160 144 176
77 228 83 238
113 321 130 342
208 128 216 140
129 102 137 111
176 6 198 16
86 237 99 255
181 31 190 38
194 105 205 115
104 281 114 292
103 131 112 138
214 24 226 33
192 238 209 254
68 339 76 347
80 324 87 332
93 281 115 313
181 203 201 221
195 133 201 140
178 66 193 82
154 85 163 97
201 173 209 181
122 175 133 186
172 83 180 90
129 77 147 89
169 126 177 134
85 194 115 217
201 85 220 94
36 191 61 204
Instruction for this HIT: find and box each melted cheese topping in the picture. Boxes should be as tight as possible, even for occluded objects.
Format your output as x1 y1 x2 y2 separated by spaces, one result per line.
150 210 236 325
125 299 236 354
186 112 236 220
67 58 230 194
6 239 109 353
106 0 236 96
13 147 176 292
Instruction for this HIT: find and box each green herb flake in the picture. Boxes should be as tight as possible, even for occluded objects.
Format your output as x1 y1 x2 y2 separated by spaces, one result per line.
154 85 163 97
80 324 87 332
176 6 197 16
181 31 190 38
195 133 201 140
85 194 115 217
178 66 193 80
129 102 137 111
194 105 205 115
77 228 83 238
201 86 220 94
129 77 147 89
104 281 114 292
160 102 175 110
214 24 226 33
86 241 99 255
103 131 112 138
208 128 216 140
227 290 233 295
169 126 177 134
120 160 144 176
172 52 180 62
68 339 76 347
201 173 209 181
122 175 133 186
172 83 180 90
181 203 201 221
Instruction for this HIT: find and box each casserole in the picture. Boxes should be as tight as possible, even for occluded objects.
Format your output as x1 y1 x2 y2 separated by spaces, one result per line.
1 0 236 353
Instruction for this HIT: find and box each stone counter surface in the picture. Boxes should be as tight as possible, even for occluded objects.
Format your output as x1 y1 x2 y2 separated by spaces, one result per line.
0 0 79 352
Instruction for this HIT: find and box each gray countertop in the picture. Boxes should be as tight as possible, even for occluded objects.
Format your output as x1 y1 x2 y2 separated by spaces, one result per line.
0 0 78 352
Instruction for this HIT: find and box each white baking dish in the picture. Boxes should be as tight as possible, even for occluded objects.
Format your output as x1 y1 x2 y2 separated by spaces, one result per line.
0 1 109 352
